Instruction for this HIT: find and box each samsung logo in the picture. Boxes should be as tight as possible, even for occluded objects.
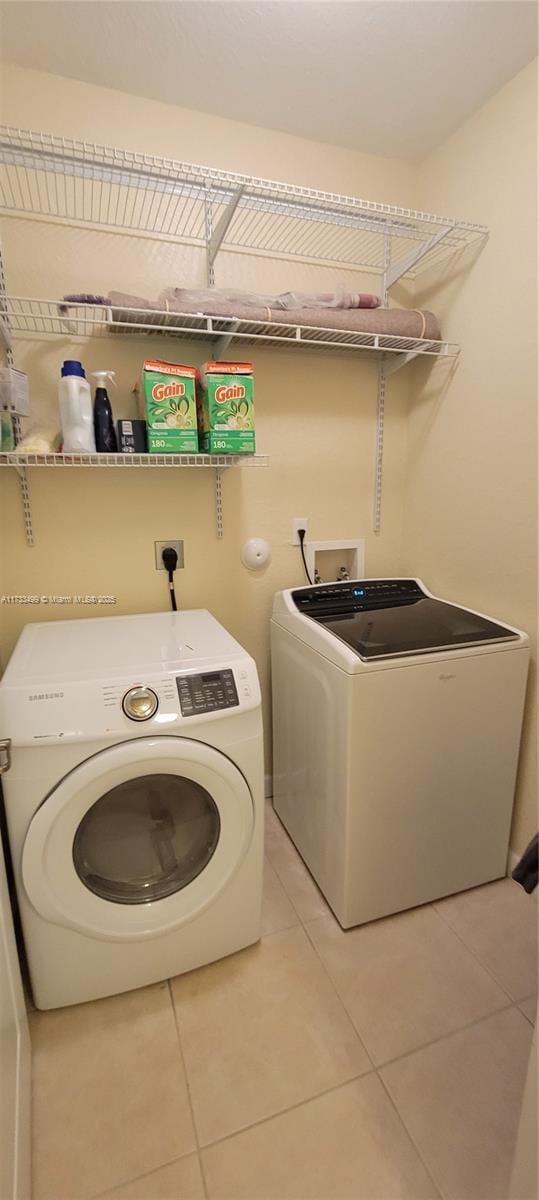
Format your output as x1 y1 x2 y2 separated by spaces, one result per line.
29 692 64 702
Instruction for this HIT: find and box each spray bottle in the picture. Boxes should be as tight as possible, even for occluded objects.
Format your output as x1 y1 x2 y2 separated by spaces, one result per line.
92 371 118 453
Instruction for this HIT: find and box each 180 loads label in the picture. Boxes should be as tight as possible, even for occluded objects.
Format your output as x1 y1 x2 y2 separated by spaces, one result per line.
141 360 198 452
197 362 255 454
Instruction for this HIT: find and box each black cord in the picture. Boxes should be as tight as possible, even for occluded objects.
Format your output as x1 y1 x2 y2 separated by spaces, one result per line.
162 547 178 611
168 569 177 611
298 528 313 585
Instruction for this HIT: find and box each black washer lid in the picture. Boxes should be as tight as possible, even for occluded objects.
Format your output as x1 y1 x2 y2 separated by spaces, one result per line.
292 580 519 660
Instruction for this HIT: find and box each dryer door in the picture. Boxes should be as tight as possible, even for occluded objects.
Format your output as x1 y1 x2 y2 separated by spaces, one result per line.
22 737 254 941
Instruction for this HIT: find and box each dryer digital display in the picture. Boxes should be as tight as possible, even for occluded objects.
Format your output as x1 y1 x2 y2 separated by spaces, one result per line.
176 669 239 715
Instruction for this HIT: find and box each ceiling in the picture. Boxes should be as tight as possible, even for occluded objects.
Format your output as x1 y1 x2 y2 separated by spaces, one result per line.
1 1 536 162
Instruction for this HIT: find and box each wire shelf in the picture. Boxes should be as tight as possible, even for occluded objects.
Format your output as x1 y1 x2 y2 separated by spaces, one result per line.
0 127 488 277
0 452 268 469
2 297 459 364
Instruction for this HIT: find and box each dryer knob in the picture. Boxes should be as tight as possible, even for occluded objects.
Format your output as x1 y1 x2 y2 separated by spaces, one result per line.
122 687 158 721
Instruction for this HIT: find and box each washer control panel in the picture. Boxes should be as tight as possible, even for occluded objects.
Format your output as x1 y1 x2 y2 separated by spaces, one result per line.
176 669 239 716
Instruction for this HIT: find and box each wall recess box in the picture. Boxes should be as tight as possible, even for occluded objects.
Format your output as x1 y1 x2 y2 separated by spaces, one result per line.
305 538 365 583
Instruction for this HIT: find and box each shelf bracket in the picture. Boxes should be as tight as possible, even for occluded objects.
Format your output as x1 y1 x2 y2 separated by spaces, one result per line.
383 340 440 377
213 320 240 360
373 361 386 535
385 224 453 288
15 466 34 546
214 468 224 539
0 247 34 545
0 313 12 353
207 187 245 273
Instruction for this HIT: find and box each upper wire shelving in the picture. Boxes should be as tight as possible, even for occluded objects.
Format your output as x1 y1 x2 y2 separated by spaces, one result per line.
0 126 487 286
0 126 487 539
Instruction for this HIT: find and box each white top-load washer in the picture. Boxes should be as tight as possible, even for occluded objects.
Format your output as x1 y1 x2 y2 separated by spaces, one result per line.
0 610 263 1009
271 578 529 928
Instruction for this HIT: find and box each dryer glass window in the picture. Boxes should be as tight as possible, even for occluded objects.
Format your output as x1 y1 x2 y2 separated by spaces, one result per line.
73 774 220 904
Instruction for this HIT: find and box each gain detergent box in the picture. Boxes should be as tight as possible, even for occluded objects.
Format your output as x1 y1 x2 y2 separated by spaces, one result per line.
141 360 198 453
197 362 255 454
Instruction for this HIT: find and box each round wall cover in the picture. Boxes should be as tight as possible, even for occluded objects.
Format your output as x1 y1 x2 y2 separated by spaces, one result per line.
241 538 271 570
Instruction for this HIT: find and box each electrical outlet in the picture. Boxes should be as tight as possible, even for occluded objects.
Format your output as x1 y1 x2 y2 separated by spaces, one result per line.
291 517 309 545
154 540 184 570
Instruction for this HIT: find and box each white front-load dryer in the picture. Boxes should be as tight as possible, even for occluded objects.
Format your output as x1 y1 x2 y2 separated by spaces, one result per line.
0 610 264 1009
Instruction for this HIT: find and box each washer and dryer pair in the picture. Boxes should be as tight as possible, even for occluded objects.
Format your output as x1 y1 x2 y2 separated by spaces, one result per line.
1 577 529 1010
0 610 264 1010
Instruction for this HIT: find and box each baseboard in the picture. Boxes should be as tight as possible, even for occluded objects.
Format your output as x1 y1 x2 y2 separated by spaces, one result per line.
264 774 273 800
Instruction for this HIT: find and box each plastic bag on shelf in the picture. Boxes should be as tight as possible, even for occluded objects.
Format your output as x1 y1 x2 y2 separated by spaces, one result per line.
157 287 380 312
11 427 62 455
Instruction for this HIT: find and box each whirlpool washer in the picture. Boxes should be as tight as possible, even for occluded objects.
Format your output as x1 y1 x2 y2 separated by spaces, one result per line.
0 610 263 1009
271 578 529 927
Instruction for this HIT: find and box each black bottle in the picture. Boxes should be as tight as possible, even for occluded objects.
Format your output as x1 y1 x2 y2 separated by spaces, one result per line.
92 371 118 452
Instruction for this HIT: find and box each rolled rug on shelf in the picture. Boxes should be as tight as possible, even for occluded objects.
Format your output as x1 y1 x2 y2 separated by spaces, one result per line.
106 291 441 341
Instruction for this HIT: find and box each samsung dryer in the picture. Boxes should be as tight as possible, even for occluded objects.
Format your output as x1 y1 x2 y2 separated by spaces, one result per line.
0 610 263 1009
271 578 529 927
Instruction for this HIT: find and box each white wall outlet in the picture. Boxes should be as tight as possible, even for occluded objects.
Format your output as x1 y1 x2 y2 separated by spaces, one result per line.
154 540 184 570
291 517 309 545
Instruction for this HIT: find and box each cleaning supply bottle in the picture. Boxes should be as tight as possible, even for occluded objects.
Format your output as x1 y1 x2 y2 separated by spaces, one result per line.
92 370 118 452
59 360 95 453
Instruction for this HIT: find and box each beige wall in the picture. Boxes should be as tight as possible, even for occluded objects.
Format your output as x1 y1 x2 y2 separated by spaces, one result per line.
403 60 537 853
0 65 415 776
0 62 536 851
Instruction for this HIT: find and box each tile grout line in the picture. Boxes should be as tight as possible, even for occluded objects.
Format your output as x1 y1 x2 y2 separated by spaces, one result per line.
431 899 529 1004
264 812 335 928
270 806 536 1003
262 853 303 936
375 1069 446 1200
196 1069 378 1154
88 1150 198 1200
373 1001 520 1072
298 901 522 1073
264 846 311 925
267 814 533 1064
299 920 376 1069
516 995 537 1025
167 979 210 1200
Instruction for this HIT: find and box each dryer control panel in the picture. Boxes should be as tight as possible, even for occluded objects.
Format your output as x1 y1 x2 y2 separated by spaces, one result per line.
176 669 239 716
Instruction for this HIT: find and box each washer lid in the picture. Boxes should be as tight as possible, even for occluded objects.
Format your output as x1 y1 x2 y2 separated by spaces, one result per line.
292 581 519 660
22 736 254 941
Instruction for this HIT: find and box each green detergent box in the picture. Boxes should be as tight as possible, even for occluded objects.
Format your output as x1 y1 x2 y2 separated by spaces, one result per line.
197 362 255 454
141 359 198 453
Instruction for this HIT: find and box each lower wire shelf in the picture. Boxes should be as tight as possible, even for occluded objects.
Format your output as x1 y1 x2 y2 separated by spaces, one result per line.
0 451 268 468
0 451 268 545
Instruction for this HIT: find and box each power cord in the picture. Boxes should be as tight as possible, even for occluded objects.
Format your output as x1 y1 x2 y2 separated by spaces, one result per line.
161 546 178 611
297 528 313 585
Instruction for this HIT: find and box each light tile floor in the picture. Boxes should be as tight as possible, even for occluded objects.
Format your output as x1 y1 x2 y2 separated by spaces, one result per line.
30 802 537 1200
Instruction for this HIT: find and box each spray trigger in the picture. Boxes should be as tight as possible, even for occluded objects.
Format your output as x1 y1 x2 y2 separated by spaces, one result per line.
91 371 116 386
